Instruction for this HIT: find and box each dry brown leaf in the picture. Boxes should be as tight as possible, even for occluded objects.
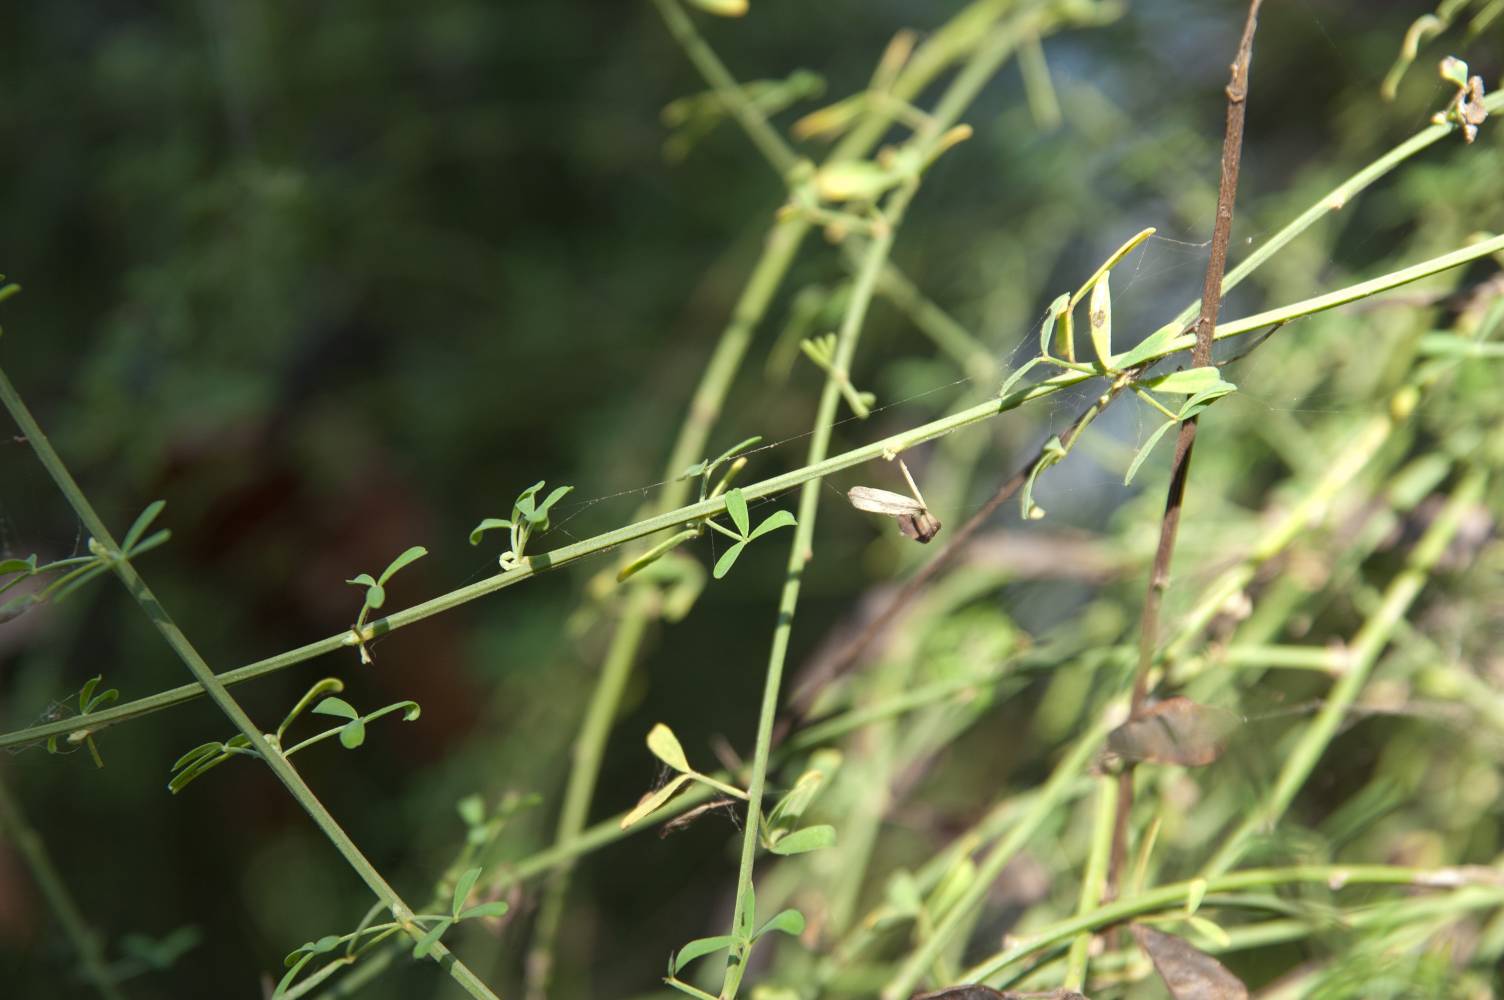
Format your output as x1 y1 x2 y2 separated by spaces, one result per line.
1133 924 1248 1000
1107 696 1240 767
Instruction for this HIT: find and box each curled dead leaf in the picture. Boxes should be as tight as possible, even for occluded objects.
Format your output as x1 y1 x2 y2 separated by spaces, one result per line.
1133 924 1248 1000
1107 696 1240 767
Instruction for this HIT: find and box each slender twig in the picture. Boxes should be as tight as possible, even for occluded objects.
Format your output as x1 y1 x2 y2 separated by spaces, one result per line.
1107 0 1263 916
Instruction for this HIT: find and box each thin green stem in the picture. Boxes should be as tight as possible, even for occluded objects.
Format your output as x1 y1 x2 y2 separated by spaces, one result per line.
0 776 126 1000
881 716 1112 999
962 864 1504 984
649 0 800 176
4 232 1499 755
526 591 651 998
1063 775 1118 990
0 367 500 1000
1200 466 1488 877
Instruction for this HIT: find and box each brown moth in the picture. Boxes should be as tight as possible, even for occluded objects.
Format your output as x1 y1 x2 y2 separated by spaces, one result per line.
847 458 942 543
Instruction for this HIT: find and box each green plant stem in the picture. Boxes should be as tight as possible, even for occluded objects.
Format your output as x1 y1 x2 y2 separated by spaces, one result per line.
0 776 126 1000
719 174 903 1000
961 862 1504 984
526 589 652 998
4 231 1499 757
0 367 500 1000
881 716 1113 1000
1157 87 1504 338
1062 775 1118 990
1200 465 1488 877
649 0 799 175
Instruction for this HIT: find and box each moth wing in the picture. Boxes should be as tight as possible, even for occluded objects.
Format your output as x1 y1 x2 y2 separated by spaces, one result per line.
847 486 924 516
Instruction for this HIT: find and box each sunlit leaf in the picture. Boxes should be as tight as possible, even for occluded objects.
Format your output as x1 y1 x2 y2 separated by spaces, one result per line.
1133 924 1249 999
713 540 747 579
748 509 796 541
646 723 693 773
620 773 693 829
1089 271 1113 369
1124 420 1177 486
1107 696 1240 766
1143 366 1233 395
724 488 750 537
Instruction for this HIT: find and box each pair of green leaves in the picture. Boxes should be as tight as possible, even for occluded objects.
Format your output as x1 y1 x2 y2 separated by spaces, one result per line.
1123 367 1239 485
470 480 574 569
666 884 805 985
1 500 172 624
44 674 120 768
345 545 427 662
275 868 510 997
712 488 797 579
800 332 875 418
620 724 748 830
761 749 841 857
168 679 419 793
410 866 512 959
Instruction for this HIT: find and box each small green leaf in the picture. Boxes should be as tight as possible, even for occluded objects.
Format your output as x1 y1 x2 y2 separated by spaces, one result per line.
528 485 573 527
123 500 167 552
724 489 750 537
378 546 428 586
452 867 482 918
1185 878 1208 916
748 510 796 541
311 935 341 954
0 555 37 577
79 675 102 708
1124 420 1177 486
712 540 748 579
1143 366 1231 395
1020 435 1067 520
170 742 225 772
457 794 485 827
460 901 510 920
364 584 386 609
400 702 421 721
412 918 452 959
1177 380 1238 420
312 697 360 722
1116 322 1182 369
671 934 740 975
678 461 708 481
469 518 511 545
999 356 1045 399
752 908 806 940
1185 914 1232 949
339 719 367 749
646 723 693 773
346 573 377 589
83 687 119 714
620 773 693 829
768 824 836 856
1039 293 1070 356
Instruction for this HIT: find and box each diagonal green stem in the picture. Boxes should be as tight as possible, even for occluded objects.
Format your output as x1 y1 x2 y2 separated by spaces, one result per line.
0 367 501 1000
